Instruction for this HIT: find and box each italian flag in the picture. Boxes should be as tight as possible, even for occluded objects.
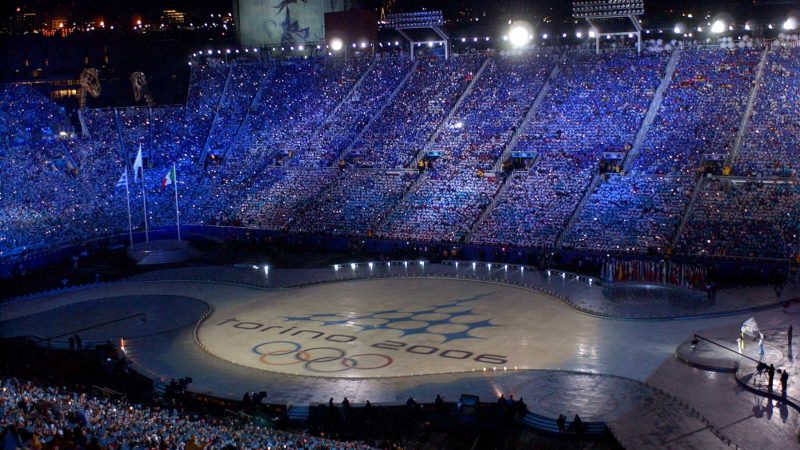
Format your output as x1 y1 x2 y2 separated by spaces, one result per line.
162 166 176 188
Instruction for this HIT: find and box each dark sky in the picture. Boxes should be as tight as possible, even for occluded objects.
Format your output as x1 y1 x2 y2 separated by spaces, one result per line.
5 0 799 25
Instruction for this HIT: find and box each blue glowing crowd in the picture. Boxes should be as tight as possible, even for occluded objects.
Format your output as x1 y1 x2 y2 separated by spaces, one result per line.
2 43 800 261
0 378 370 449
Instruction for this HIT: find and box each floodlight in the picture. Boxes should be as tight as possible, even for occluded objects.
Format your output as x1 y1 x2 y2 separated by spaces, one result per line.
711 19 725 34
508 22 532 47
330 38 343 51
784 18 797 31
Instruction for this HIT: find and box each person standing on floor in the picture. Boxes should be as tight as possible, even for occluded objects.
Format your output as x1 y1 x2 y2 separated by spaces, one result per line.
789 325 793 347
768 364 776 391
556 414 566 435
781 370 789 395
759 333 765 356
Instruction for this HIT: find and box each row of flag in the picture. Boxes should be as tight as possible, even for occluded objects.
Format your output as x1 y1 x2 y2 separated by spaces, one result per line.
115 145 181 245
116 147 176 189
601 259 708 290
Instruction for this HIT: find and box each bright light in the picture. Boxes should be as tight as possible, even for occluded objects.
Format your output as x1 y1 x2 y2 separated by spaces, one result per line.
542 33 548 39
330 38 343 51
588 29 596 38
298 45 304 50
576 31 583 38
744 23 751 31
784 18 797 30
360 41 368 48
711 19 726 33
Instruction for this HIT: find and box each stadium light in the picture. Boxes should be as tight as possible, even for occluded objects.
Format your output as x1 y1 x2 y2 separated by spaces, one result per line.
508 22 532 47
711 19 726 33
330 38 344 51
784 18 797 31
588 29 596 38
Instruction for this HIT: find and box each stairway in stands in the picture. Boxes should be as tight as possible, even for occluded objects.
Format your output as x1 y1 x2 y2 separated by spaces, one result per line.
554 174 604 248
221 63 276 162
199 63 234 164
725 44 771 169
338 60 419 161
308 58 378 145
465 171 520 243
670 175 706 249
410 56 491 168
623 48 681 172
493 51 565 172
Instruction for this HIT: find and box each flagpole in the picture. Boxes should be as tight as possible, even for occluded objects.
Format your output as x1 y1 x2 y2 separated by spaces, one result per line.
124 171 134 248
173 162 181 241
139 144 150 243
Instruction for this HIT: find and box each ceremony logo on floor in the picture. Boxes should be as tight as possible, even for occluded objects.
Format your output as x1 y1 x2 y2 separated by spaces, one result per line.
196 279 556 377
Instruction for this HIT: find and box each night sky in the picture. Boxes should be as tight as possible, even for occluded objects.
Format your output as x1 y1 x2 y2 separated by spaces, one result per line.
5 1 798 24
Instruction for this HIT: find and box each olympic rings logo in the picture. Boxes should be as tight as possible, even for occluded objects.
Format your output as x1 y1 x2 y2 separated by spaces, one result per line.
252 341 394 373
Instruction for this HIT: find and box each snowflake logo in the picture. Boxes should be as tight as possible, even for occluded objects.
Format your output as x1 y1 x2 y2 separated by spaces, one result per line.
283 293 500 343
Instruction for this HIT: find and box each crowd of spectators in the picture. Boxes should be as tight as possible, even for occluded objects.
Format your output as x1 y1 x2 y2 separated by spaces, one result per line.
0 139 125 259
244 59 370 167
238 169 339 230
0 84 73 148
735 46 800 177
291 170 417 236
515 50 667 173
348 55 485 168
429 52 557 169
3 47 800 263
632 47 761 175
204 62 269 158
377 167 500 242
0 377 370 449
678 179 800 258
470 163 593 247
299 58 415 167
562 175 694 252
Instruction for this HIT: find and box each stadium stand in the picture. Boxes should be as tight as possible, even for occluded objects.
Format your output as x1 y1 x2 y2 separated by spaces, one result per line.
3 45 800 261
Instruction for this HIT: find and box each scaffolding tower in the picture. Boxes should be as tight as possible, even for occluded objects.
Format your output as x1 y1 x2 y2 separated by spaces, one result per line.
385 10 449 60
573 1 645 54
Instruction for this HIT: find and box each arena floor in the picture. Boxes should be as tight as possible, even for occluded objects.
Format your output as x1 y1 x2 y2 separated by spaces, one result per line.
2 264 799 448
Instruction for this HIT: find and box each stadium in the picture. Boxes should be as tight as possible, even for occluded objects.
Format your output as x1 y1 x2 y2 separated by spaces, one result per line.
2 0 800 448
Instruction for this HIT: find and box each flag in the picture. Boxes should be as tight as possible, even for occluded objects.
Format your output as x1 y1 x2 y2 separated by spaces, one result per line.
116 171 128 189
741 317 760 337
162 165 176 188
133 147 143 182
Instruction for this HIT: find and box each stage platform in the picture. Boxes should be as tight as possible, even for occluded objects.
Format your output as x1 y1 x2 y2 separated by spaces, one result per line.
127 239 200 265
